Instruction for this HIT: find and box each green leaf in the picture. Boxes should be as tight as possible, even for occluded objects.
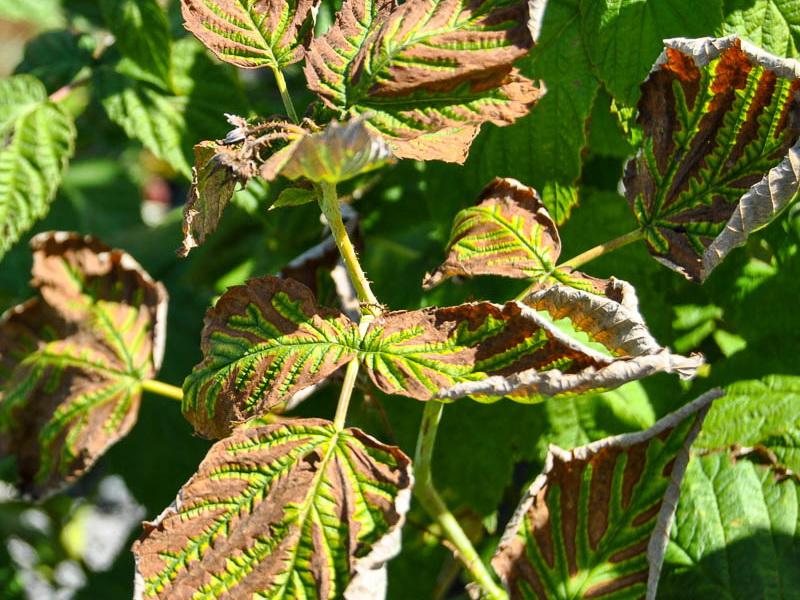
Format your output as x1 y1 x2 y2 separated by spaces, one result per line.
95 38 248 177
695 376 800 472
14 30 95 92
492 390 718 599
624 37 800 281
423 177 622 296
0 0 64 28
272 185 317 209
721 0 800 57
467 0 599 222
0 232 167 497
100 0 172 86
181 0 319 69
0 76 76 262
304 0 542 163
132 418 412 599
580 0 724 106
182 276 360 439
660 451 800 599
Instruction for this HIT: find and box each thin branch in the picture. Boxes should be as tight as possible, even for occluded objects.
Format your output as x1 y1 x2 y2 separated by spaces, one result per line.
49 76 91 103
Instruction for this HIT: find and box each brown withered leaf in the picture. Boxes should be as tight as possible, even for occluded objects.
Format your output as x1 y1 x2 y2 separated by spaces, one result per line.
625 36 800 281
181 0 319 69
0 232 167 497
492 389 720 600
304 0 543 162
424 178 630 298
435 285 701 402
182 276 360 439
132 418 412 599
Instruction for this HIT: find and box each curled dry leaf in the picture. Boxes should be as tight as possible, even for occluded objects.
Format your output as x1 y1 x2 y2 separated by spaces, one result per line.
132 418 412 600
625 36 800 282
0 232 167 497
492 389 720 600
436 285 701 402
423 178 619 297
181 0 319 69
304 0 543 163
182 276 360 439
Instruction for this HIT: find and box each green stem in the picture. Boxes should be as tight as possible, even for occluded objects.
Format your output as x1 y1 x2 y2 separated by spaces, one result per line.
318 182 380 311
559 229 643 270
271 66 299 123
414 402 508 600
333 315 374 430
141 379 183 401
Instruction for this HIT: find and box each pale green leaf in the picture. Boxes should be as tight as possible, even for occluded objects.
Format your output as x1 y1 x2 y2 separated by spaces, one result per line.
721 0 800 57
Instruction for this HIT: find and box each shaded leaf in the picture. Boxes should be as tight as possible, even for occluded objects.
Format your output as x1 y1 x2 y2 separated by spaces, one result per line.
624 36 800 281
182 276 360 439
272 185 317 209
132 418 412 599
14 30 95 92
181 0 319 69
423 177 619 295
467 0 599 222
95 38 249 177
721 0 800 57
695 375 800 472
660 451 800 599
492 389 718 600
101 0 172 86
0 76 76 262
304 0 543 162
0 232 168 497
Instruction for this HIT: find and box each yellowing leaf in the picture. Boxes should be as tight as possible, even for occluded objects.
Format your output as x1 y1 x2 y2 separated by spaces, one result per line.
625 36 800 281
304 0 543 162
132 418 412 599
0 232 167 497
181 0 319 69
493 389 719 599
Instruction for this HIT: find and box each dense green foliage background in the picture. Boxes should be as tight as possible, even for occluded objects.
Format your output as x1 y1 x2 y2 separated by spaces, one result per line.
0 0 798 598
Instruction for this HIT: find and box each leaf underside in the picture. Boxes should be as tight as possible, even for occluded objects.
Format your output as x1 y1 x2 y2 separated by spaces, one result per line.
0 232 167 497
304 0 542 162
624 36 800 281
132 418 412 600
492 390 718 600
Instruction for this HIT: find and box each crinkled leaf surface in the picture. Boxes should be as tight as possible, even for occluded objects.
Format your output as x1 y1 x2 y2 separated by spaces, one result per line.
660 451 800 599
0 76 76 262
95 38 249 177
721 0 800 57
181 0 318 69
492 390 717 600
132 418 412 600
304 0 542 162
100 0 171 86
0 232 167 497
624 36 800 281
423 177 620 295
182 276 360 439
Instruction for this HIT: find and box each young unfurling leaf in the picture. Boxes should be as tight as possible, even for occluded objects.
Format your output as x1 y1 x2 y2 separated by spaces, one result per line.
492 389 719 599
0 233 167 497
132 418 412 599
304 0 543 162
625 36 800 282
181 0 319 69
423 178 618 296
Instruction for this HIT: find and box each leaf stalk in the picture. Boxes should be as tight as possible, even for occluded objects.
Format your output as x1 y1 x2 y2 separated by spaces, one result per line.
141 379 183 401
414 401 508 600
271 67 299 123
559 228 644 270
333 315 374 430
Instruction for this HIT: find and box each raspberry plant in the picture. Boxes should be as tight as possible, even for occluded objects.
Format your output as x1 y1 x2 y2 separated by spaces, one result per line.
1 0 799 598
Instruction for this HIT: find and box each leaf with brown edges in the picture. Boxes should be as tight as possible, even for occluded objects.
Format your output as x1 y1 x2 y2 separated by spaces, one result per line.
132 418 412 599
0 232 167 497
493 389 719 600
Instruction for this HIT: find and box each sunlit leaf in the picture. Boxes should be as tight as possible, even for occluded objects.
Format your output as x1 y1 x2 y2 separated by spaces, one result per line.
0 76 76 262
181 0 319 69
492 389 719 599
132 418 412 599
304 0 543 162
721 0 800 57
624 36 800 281
182 276 360 439
0 232 168 497
423 178 619 295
